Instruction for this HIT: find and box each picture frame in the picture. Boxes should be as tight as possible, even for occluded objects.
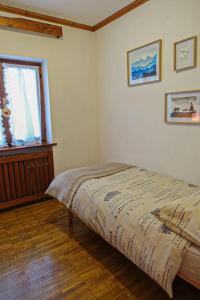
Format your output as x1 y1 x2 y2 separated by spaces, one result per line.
174 36 197 72
165 90 200 124
127 39 162 87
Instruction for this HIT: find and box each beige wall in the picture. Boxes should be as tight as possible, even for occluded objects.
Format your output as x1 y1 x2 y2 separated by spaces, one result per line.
0 13 99 174
1 0 200 185
95 0 200 185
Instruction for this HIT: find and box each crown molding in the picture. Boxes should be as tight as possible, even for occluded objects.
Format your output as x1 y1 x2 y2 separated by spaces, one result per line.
0 4 93 31
0 0 149 33
92 0 149 31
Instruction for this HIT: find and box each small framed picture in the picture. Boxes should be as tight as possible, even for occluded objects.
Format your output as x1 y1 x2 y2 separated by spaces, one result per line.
127 39 162 86
165 90 200 124
174 36 197 72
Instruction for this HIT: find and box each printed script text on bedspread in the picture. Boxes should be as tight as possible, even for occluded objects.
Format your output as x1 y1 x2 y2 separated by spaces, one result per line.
47 165 200 297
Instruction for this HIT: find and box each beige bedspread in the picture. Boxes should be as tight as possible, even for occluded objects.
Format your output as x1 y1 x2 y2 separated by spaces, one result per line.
46 164 200 297
46 162 132 207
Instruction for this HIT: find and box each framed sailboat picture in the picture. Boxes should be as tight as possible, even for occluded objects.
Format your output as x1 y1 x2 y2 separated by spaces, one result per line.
165 90 200 124
127 39 162 87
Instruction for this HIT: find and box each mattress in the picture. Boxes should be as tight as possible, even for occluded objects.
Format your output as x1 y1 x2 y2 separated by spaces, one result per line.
179 244 200 288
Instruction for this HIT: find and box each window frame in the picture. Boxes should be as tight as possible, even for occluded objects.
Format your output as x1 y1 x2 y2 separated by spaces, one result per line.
0 58 47 147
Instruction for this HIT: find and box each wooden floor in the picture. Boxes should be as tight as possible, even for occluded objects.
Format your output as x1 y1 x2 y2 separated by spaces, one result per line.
0 200 200 300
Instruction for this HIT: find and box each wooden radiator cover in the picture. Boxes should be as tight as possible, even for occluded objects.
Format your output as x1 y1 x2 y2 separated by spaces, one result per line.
0 144 55 209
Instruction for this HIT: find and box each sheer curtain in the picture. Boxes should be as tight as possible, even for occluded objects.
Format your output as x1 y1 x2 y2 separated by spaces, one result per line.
0 109 6 147
3 64 42 146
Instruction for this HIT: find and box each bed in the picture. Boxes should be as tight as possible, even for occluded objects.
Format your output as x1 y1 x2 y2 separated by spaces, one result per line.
46 163 200 298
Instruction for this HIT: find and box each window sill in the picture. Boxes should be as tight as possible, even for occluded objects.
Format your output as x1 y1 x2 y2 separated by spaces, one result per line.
0 142 57 155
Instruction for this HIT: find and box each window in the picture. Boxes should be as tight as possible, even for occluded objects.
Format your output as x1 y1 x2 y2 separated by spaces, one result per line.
0 59 46 148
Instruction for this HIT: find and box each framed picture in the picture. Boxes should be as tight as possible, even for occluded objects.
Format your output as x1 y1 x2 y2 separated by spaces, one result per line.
127 39 162 86
174 36 197 72
165 90 200 124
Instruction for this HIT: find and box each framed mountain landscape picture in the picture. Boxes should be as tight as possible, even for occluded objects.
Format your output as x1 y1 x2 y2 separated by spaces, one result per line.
127 39 162 86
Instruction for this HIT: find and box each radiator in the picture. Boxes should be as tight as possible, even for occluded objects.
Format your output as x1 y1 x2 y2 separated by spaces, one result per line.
0 145 55 209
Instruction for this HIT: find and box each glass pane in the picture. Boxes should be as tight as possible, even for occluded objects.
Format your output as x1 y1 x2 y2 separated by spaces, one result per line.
0 109 6 147
3 64 42 146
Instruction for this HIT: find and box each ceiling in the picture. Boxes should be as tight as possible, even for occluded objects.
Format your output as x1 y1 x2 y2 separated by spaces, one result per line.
1 0 135 25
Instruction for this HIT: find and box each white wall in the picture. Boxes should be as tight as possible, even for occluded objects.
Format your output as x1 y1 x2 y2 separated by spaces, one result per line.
0 13 99 174
95 0 200 185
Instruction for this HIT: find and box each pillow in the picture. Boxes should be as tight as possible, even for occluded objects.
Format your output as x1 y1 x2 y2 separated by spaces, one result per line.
151 190 200 247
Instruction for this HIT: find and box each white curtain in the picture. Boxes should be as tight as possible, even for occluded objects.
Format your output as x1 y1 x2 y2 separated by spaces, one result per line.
3 64 42 145
0 109 6 147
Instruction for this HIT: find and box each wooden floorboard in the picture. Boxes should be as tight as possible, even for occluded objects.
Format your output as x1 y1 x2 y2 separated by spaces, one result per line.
0 199 199 300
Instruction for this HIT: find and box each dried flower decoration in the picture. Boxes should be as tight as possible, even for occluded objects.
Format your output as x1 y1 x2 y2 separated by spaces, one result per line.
2 97 8 106
2 107 11 118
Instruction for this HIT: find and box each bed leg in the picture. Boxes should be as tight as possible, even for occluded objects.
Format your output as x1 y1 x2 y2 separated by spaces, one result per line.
67 210 73 225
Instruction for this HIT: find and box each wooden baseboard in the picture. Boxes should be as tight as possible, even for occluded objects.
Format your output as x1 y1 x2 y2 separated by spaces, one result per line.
0 193 47 210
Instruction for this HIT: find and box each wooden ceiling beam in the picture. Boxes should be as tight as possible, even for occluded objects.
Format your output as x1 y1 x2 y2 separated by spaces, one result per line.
0 16 63 38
